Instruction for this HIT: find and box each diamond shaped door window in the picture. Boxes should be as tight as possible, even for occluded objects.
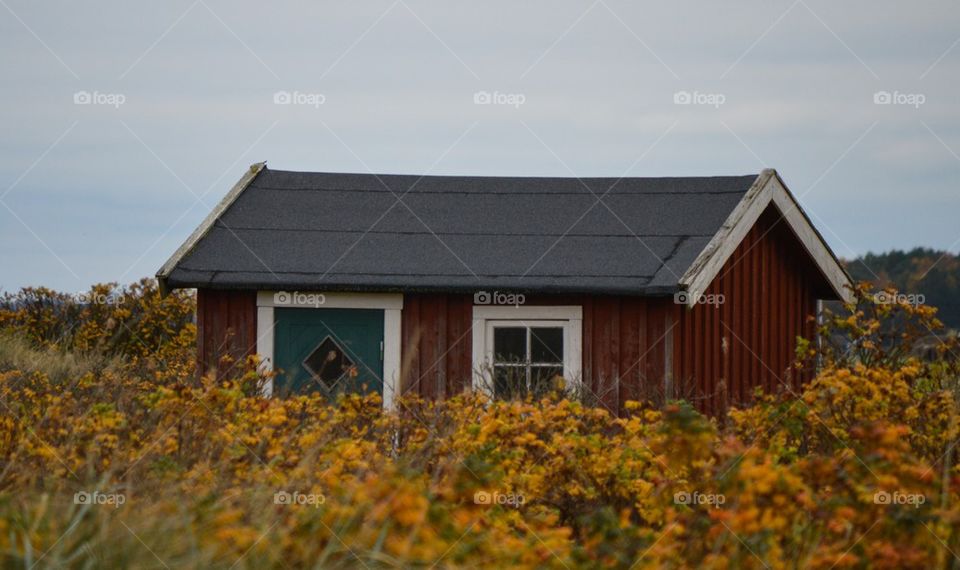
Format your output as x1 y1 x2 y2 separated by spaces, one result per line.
302 335 355 391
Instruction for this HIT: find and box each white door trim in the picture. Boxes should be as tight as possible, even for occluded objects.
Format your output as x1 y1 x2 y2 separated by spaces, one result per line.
256 291 403 409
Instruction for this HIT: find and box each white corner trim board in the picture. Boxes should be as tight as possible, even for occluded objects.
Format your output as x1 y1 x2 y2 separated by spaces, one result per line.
471 305 583 395
678 169 854 306
255 291 403 409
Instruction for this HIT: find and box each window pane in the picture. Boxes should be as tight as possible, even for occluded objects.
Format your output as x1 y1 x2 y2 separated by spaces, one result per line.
494 365 526 399
531 366 564 397
493 327 526 363
302 335 355 392
530 327 563 364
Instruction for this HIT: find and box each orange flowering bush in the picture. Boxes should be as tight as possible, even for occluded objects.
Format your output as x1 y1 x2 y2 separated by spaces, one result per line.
0 278 196 377
0 280 958 568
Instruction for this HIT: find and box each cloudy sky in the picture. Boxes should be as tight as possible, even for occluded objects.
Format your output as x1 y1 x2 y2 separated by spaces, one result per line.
1 0 959 293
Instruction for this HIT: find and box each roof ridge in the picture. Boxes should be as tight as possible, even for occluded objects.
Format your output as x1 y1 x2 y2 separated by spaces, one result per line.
258 169 761 181
247 184 751 195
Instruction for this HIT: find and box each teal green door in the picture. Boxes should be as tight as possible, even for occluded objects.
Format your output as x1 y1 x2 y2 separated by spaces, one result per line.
273 308 384 397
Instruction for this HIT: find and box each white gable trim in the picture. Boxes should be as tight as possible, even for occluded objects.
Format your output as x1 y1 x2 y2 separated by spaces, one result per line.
157 162 266 289
679 169 854 305
255 291 403 410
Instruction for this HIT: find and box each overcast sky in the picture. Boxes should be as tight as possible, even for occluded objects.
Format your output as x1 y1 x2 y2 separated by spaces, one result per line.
1 0 959 293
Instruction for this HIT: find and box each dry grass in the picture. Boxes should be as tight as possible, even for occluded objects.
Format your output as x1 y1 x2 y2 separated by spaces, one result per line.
0 333 122 385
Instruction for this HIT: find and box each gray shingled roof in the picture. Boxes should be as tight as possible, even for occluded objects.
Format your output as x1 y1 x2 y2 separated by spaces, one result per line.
160 167 761 295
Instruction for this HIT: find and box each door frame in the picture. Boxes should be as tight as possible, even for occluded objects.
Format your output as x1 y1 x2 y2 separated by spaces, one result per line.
256 291 402 409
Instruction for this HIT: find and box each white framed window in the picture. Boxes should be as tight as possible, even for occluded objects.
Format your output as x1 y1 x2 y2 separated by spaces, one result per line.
471 306 582 398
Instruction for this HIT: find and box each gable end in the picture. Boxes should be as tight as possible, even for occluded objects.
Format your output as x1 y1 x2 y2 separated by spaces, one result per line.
679 169 854 305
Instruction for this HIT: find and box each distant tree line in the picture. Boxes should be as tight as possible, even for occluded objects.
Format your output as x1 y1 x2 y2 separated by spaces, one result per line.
845 247 960 331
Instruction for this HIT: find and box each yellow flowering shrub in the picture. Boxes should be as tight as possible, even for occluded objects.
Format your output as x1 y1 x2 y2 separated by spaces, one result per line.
0 280 958 568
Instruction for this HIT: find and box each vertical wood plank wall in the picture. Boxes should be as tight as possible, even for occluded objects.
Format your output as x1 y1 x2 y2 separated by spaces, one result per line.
399 294 669 414
197 289 257 378
672 207 822 415
580 297 671 413
400 294 474 400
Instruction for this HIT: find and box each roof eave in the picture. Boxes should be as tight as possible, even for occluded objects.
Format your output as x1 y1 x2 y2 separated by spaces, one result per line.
159 276 683 297
156 162 267 294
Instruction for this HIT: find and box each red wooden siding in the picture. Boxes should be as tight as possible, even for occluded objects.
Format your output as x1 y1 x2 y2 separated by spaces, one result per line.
400 294 474 400
672 206 828 415
197 289 257 378
399 294 669 414
580 297 671 413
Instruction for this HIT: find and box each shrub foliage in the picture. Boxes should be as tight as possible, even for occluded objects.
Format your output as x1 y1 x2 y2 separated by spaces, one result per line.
0 280 958 568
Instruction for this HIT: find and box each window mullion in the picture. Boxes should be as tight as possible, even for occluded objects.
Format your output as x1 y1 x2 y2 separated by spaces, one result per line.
525 327 532 393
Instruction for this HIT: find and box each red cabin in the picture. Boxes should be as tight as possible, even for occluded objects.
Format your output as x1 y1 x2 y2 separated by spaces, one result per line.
158 164 851 415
